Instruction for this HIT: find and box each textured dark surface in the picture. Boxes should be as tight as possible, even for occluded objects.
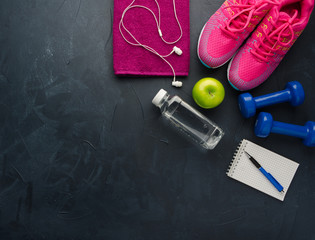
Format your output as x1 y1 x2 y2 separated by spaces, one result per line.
0 0 315 239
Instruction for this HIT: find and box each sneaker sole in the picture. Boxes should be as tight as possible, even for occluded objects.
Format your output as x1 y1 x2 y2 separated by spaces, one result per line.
227 55 240 91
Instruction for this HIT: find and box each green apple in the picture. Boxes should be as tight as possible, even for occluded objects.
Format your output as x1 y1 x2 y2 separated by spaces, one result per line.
192 77 225 109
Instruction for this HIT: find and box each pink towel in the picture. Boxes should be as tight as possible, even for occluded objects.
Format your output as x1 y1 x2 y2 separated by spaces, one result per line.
113 0 190 76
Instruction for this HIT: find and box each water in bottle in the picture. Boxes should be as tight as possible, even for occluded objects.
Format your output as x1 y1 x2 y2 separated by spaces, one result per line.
152 89 224 150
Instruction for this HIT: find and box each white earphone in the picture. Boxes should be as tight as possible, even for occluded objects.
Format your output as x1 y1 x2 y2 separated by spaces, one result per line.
119 0 183 87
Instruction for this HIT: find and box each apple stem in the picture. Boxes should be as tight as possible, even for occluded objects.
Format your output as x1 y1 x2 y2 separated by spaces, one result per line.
209 91 214 97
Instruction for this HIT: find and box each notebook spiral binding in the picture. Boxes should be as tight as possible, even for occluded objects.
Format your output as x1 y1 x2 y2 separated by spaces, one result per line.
226 139 248 176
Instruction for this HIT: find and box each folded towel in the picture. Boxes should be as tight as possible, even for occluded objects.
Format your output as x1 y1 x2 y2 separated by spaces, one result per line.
113 0 190 76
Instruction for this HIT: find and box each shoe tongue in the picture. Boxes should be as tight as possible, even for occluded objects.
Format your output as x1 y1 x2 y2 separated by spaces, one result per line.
278 11 292 20
277 10 300 26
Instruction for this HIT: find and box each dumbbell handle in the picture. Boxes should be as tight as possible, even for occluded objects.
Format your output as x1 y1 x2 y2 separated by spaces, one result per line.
272 121 309 139
255 89 291 108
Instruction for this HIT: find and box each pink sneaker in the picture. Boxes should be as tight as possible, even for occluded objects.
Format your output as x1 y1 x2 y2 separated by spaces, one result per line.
228 0 314 91
198 0 279 68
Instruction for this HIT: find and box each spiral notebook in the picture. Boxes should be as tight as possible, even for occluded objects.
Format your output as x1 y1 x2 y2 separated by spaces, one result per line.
227 139 299 201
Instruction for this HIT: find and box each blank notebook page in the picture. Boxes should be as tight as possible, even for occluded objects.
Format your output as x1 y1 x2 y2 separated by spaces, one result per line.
227 139 299 201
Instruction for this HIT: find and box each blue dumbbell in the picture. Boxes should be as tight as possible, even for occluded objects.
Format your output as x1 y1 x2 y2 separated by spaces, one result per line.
238 81 305 118
255 112 315 147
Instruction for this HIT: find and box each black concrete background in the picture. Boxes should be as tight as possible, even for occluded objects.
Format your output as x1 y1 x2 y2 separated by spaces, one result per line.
0 0 315 239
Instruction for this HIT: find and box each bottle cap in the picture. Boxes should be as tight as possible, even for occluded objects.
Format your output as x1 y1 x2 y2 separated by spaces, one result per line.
152 89 167 107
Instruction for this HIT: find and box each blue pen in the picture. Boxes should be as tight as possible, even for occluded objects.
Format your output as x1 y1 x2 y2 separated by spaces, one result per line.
244 151 284 193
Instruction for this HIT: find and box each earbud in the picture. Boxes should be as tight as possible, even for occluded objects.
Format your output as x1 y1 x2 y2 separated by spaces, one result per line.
173 46 183 56
172 81 183 88
158 28 163 37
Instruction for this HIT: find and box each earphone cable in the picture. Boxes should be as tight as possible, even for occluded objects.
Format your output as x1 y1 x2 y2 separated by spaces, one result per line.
119 0 182 87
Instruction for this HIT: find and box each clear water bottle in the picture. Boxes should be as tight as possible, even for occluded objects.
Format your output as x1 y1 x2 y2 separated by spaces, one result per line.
152 89 224 150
